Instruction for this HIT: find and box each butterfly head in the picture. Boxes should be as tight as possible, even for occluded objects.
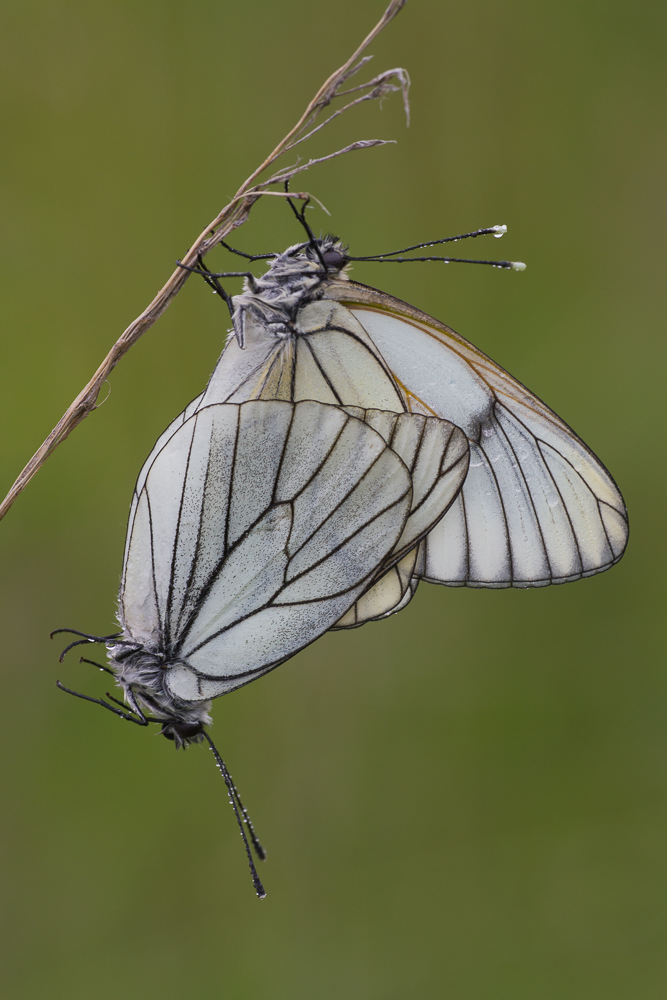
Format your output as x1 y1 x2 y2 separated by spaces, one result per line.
231 237 350 343
159 718 205 748
262 235 349 279
303 236 350 274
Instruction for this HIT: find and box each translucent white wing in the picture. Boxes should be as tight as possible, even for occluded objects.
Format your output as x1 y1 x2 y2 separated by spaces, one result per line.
332 407 469 628
200 273 626 591
321 281 628 588
120 400 413 702
201 303 468 624
120 391 204 615
202 300 405 411
333 549 420 629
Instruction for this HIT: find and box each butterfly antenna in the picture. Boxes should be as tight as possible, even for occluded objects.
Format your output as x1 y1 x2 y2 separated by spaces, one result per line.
347 226 526 270
283 180 327 272
202 731 267 899
348 225 509 259
220 765 267 862
347 253 526 271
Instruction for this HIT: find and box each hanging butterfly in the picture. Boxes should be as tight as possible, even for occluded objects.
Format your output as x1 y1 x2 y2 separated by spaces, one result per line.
179 204 628 625
55 398 469 896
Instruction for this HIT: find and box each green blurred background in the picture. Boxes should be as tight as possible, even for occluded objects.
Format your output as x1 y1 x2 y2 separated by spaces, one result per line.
0 1 665 997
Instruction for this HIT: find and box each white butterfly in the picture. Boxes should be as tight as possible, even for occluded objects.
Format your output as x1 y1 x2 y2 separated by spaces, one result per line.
112 397 467 723
56 398 467 735
197 236 628 622
55 397 467 894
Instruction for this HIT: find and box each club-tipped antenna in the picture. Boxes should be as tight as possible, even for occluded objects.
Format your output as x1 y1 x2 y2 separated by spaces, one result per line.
348 254 526 270
205 736 266 861
347 225 509 260
55 657 265 896
202 731 267 899
346 225 525 270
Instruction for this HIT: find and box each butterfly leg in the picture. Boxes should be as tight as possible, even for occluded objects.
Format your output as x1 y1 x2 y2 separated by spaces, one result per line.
55 681 156 727
79 656 115 677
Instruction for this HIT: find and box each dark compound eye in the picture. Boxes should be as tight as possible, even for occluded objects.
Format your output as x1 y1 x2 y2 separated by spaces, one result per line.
320 247 347 270
161 720 203 741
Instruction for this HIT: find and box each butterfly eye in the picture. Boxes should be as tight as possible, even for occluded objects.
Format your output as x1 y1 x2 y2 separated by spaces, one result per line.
320 247 347 270
160 721 204 742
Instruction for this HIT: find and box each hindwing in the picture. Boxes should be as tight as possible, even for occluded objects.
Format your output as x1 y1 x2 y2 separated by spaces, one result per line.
323 280 629 589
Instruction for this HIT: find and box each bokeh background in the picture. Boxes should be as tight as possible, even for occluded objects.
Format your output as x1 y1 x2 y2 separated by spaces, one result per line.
0 1 665 997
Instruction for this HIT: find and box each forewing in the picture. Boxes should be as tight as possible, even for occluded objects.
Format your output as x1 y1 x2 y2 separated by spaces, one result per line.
123 400 413 703
324 281 628 588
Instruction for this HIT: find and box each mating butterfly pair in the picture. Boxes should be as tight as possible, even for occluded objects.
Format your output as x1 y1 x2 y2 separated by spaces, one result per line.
55 230 628 896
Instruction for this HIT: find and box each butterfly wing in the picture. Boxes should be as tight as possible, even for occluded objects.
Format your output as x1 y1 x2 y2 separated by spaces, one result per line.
323 279 628 589
332 407 469 628
202 299 406 411
200 300 470 625
120 399 416 703
120 391 205 646
344 545 426 628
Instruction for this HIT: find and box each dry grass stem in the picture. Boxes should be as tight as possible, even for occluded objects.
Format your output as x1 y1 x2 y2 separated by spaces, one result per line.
263 140 396 188
287 68 411 148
